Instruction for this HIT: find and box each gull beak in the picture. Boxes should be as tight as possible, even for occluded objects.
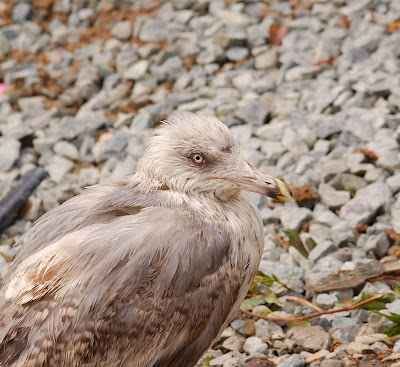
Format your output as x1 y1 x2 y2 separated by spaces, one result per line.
227 167 296 204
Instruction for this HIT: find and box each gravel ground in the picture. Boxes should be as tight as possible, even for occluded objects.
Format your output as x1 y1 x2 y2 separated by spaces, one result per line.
1 0 400 366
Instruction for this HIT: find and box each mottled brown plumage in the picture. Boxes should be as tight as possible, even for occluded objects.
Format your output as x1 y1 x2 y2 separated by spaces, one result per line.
0 113 294 367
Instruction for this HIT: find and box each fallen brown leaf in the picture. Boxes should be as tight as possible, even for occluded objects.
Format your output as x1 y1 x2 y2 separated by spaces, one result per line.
269 22 288 45
388 20 400 33
0 0 14 27
289 185 318 204
388 245 400 257
33 0 54 10
355 148 378 163
339 15 350 29
370 11 400 34
315 57 335 67
299 222 310 234
385 229 400 242
290 0 313 11
355 224 369 233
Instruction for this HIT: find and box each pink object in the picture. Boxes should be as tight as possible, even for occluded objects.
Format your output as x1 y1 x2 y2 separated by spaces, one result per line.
0 84 6 94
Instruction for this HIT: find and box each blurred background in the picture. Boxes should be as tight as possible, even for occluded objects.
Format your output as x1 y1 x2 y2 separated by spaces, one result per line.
1 1 400 366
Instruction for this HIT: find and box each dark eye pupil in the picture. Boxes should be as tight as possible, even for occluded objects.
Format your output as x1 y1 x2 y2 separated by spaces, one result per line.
196 156 200 160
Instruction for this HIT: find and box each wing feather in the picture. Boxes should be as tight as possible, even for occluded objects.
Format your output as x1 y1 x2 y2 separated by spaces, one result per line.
0 206 244 367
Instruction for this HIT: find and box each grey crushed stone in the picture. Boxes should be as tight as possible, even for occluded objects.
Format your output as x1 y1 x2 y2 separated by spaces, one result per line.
1 1 400 366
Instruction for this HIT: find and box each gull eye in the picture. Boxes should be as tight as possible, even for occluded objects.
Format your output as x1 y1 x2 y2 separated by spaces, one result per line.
192 154 204 163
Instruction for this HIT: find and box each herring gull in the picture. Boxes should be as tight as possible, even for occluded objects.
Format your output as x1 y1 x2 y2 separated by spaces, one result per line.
0 113 294 367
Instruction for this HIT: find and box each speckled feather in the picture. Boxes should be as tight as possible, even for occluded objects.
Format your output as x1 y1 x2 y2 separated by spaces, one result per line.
0 113 266 367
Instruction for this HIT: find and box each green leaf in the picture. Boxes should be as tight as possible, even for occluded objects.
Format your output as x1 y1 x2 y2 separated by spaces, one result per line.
343 185 352 193
394 285 400 299
202 356 215 366
357 293 394 310
289 320 311 328
260 286 284 307
284 230 310 258
260 309 271 316
255 271 274 286
374 311 400 323
240 295 265 311
335 298 354 309
357 300 388 310
383 324 400 337
248 282 259 295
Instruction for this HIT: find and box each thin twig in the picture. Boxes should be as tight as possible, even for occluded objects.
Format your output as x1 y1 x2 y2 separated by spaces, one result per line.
272 223 289 250
239 294 383 322
0 251 13 263
370 275 400 282
370 11 387 27
246 293 261 297
286 296 324 313
279 272 296 293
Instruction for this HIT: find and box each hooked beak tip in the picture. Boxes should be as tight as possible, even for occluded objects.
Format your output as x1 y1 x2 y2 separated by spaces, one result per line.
275 179 296 204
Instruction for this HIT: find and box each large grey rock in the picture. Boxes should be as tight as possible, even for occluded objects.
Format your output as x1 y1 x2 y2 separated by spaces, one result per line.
330 221 355 245
393 339 400 353
319 160 348 182
78 167 100 187
330 173 367 192
357 232 390 258
226 47 248 61
319 183 350 209
53 141 79 160
138 19 168 42
260 141 286 163
0 138 21 171
111 21 132 41
287 326 331 352
12 2 32 23
330 327 359 344
386 299 400 315
279 206 313 232
340 182 392 227
216 10 251 26
320 360 343 367
309 240 337 262
256 121 288 141
242 336 268 354
314 205 341 226
236 100 269 126
45 156 74 183
258 260 304 292
255 319 286 341
276 354 305 367
0 32 10 56
391 196 400 233
282 128 309 155
309 223 331 243
386 173 400 193
254 48 278 69
123 60 149 80
315 293 339 310
222 335 245 352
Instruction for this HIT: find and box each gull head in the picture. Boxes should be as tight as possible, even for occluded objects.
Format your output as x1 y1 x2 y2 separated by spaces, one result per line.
136 112 295 203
